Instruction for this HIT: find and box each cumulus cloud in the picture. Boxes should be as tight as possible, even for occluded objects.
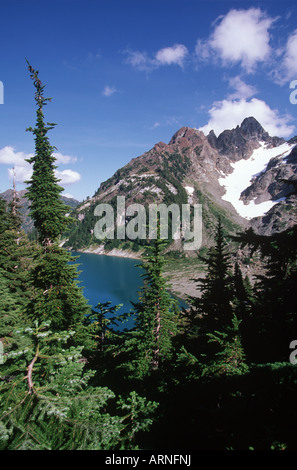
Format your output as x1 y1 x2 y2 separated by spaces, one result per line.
199 97 295 138
0 146 81 187
125 43 188 72
55 169 81 185
0 146 34 167
7 165 32 184
196 8 276 73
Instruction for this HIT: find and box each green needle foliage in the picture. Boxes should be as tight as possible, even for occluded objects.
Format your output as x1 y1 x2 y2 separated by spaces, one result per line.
0 62 159 451
2 59 297 451
26 246 91 345
122 226 179 380
233 225 297 362
0 196 33 311
0 321 158 450
25 60 70 248
23 62 92 344
202 313 248 378
0 268 22 342
190 217 234 343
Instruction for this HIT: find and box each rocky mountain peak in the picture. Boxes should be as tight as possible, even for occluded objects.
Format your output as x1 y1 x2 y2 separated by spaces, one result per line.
239 116 268 139
168 126 205 147
208 117 273 161
69 116 296 253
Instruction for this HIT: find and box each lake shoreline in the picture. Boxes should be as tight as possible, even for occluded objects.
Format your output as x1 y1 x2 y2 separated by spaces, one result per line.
75 245 201 300
76 245 143 260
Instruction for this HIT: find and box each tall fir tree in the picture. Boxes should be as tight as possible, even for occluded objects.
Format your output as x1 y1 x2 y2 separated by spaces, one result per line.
25 60 70 248
185 217 249 375
202 313 248 378
24 61 91 345
122 227 179 380
192 217 234 332
0 195 32 310
0 320 158 450
233 224 297 362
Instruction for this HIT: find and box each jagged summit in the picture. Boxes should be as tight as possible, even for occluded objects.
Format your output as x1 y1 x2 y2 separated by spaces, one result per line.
169 126 205 146
206 116 267 141
239 116 268 138
68 117 297 252
157 118 276 158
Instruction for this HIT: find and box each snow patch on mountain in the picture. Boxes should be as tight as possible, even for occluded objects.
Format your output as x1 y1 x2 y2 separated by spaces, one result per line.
218 141 293 219
185 186 195 203
185 186 194 195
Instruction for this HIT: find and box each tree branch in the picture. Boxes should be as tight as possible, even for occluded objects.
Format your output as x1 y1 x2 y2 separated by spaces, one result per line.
26 344 39 394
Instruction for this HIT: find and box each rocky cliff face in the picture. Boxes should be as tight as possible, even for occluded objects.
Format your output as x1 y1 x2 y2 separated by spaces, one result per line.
246 144 297 234
69 117 297 250
208 117 284 165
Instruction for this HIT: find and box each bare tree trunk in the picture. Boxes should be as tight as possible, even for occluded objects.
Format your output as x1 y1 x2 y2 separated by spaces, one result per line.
152 300 161 370
26 345 39 394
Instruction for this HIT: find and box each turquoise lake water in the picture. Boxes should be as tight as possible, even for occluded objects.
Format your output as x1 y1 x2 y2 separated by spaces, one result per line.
71 251 187 329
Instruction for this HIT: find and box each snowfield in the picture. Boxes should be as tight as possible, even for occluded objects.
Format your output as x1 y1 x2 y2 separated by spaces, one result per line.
218 141 293 219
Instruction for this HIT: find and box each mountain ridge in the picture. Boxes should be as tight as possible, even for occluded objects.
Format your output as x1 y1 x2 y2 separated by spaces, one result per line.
2 118 295 299
65 116 296 254
3 117 295 251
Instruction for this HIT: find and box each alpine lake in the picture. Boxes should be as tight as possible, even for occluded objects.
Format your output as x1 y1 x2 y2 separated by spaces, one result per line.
71 251 189 330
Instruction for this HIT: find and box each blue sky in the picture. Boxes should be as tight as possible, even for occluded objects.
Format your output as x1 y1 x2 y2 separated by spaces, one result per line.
0 0 296 201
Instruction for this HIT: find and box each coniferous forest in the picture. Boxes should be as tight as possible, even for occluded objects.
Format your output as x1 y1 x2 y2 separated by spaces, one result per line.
1 62 297 453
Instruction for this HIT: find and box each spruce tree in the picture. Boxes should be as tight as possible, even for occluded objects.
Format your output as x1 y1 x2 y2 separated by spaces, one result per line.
122 228 179 379
192 217 234 332
0 268 22 345
0 195 32 309
202 313 248 377
233 225 297 362
25 60 70 248
24 61 91 344
0 320 158 450
0 196 13 274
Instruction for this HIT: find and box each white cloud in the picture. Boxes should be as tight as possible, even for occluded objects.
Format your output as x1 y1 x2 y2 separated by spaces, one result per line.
196 8 275 73
0 146 81 187
199 97 295 138
8 165 32 184
53 152 77 164
55 169 81 185
0 146 34 166
227 76 258 100
102 85 117 97
125 43 188 72
62 192 76 199
124 49 154 72
282 29 297 82
155 44 188 67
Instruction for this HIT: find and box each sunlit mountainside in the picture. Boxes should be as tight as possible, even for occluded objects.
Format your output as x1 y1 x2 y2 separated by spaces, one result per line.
66 117 297 253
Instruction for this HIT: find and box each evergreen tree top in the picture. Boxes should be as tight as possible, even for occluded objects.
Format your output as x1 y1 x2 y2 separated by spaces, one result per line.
24 61 71 246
